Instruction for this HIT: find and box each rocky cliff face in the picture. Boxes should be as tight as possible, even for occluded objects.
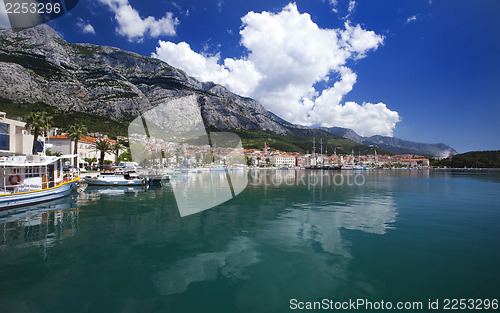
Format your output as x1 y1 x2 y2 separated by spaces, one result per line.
319 126 364 143
0 25 289 134
0 25 457 156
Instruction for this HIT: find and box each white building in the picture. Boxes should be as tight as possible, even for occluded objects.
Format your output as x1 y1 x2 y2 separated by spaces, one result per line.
0 112 33 156
48 135 123 168
401 158 430 168
270 154 296 167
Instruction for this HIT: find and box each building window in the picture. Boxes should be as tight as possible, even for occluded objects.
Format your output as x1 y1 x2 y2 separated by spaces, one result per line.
0 123 8 135
0 123 9 150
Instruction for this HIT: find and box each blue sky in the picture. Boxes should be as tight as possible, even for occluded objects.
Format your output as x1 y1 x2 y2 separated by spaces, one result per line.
47 0 500 153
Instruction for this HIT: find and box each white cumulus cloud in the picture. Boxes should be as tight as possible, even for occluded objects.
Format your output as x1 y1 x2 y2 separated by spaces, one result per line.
152 3 400 137
76 18 96 35
98 0 178 42
152 41 263 96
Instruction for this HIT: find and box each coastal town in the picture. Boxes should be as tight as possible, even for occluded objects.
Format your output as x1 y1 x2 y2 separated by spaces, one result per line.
0 111 430 170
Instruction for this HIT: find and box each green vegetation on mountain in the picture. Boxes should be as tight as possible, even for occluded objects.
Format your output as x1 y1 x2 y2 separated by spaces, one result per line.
1 99 391 154
220 128 391 155
431 150 500 168
0 99 128 137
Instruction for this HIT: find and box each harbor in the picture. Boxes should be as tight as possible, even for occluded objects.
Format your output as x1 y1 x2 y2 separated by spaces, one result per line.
0 169 499 313
0 2 499 311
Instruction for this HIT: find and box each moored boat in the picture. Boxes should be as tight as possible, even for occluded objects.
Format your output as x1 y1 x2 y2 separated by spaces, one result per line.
341 164 354 170
305 164 341 170
0 155 80 209
353 165 371 170
85 171 145 186
137 168 172 182
209 165 227 171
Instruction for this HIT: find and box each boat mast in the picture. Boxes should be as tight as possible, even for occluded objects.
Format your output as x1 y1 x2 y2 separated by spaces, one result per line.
212 141 216 164
320 138 324 165
312 137 316 165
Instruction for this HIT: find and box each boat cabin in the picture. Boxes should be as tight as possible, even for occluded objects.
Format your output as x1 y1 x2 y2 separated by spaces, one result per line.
0 155 76 194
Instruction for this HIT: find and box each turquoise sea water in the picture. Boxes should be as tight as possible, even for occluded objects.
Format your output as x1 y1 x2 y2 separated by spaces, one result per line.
0 169 499 313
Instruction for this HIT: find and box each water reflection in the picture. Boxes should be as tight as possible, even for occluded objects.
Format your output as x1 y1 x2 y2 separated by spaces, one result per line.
151 169 398 309
76 184 150 205
170 170 248 217
0 170 401 313
430 168 500 183
263 194 397 254
249 168 430 188
0 197 80 255
153 236 259 296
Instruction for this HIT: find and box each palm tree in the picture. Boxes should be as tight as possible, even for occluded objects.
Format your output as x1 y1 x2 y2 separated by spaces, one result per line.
111 142 121 165
25 112 52 155
93 139 112 170
67 124 87 168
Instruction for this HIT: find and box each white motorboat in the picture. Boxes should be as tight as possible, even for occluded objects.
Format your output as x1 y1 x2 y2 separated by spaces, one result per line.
0 155 80 209
85 172 145 186
137 167 172 182
341 164 354 170
209 165 227 171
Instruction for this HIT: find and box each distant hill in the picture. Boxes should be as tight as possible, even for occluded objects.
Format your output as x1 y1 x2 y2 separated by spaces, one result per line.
320 126 457 157
432 150 500 168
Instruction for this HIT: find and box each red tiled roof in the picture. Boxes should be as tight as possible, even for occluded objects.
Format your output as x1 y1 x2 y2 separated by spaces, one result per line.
48 135 118 145
401 158 429 162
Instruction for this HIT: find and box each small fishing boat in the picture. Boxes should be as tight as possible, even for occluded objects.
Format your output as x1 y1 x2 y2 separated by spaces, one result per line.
209 165 227 171
84 171 145 186
137 168 172 182
0 155 80 209
322 164 342 170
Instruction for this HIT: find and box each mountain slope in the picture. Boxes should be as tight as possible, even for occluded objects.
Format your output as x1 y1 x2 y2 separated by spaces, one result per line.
319 126 364 143
320 126 457 157
0 25 289 135
365 135 457 157
0 25 455 157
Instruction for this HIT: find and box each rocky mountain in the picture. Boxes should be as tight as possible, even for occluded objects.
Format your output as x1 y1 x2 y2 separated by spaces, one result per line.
320 126 457 157
319 126 364 143
0 25 456 157
0 25 290 134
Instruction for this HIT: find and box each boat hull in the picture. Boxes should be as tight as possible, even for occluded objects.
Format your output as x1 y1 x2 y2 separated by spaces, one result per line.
0 178 80 210
85 177 144 186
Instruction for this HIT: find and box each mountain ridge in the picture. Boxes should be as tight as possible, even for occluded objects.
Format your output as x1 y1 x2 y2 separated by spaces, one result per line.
0 25 456 157
319 126 457 157
0 24 291 135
